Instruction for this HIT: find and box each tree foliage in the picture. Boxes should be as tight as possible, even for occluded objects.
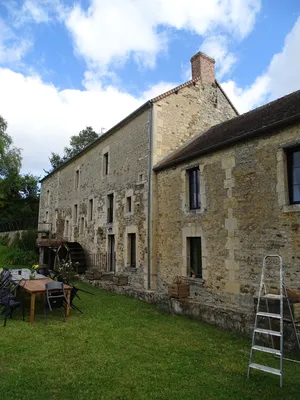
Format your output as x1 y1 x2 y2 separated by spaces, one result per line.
0 114 39 227
49 126 99 171
0 115 22 177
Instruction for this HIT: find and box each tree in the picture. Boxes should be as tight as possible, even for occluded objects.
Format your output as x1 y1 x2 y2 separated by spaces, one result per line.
0 114 40 227
48 126 99 171
0 115 21 177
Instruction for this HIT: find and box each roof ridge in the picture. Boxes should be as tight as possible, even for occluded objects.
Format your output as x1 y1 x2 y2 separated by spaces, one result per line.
150 76 202 103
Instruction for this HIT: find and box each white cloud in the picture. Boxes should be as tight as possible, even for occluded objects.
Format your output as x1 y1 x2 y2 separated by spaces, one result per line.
201 36 237 79
65 0 261 76
0 68 175 177
0 18 32 64
221 16 300 113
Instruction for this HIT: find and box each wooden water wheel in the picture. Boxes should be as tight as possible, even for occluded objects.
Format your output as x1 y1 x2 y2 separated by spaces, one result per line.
53 242 87 274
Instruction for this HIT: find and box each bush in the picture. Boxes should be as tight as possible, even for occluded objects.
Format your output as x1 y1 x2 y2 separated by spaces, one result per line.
0 234 10 246
4 247 38 266
20 230 37 252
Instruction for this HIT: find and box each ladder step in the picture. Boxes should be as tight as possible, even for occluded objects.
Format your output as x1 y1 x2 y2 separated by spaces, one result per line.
254 328 281 337
252 345 281 356
257 312 281 319
249 363 281 376
262 294 282 300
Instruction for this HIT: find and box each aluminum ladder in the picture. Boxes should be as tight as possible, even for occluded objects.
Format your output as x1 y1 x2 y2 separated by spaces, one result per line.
247 255 300 387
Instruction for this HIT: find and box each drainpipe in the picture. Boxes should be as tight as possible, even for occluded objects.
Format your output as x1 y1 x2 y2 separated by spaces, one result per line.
147 104 153 290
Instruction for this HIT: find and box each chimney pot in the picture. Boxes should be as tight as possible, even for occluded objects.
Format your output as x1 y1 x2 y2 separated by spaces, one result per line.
190 52 215 83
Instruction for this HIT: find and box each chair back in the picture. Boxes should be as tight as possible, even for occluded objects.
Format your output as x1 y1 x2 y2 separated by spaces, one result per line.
45 281 67 310
0 270 11 288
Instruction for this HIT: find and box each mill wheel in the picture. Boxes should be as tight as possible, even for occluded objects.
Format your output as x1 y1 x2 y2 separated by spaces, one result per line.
54 242 87 274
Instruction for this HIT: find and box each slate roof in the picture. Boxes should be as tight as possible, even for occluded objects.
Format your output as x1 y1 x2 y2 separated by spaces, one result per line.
154 89 300 171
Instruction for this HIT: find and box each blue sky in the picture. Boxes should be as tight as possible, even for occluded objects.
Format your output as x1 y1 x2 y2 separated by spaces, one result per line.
0 1 299 176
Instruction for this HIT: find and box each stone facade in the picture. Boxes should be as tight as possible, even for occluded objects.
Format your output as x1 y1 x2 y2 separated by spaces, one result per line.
155 122 300 329
39 110 150 288
39 52 237 290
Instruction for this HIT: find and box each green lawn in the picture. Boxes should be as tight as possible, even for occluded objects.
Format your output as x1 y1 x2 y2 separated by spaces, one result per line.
0 245 300 399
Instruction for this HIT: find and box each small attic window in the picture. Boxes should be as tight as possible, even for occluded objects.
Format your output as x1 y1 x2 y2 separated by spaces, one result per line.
174 90 178 94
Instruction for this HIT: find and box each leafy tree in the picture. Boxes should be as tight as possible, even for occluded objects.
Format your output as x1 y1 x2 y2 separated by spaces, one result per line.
0 115 21 177
49 126 99 171
0 114 40 228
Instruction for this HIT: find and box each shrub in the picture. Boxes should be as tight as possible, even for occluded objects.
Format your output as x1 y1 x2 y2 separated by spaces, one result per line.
20 230 37 252
4 247 38 266
0 234 10 246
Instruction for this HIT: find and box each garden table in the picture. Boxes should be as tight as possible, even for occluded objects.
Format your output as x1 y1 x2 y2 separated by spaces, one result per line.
16 277 72 323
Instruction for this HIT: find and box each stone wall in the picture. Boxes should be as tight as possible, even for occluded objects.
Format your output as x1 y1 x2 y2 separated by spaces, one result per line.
40 110 150 288
0 230 23 244
40 78 237 290
149 80 237 288
155 123 300 325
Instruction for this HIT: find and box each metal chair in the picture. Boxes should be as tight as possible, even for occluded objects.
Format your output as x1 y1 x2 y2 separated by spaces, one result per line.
1 279 25 327
44 282 68 323
64 283 94 314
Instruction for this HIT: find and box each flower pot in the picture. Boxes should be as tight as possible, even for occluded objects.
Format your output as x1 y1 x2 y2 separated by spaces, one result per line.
168 283 190 299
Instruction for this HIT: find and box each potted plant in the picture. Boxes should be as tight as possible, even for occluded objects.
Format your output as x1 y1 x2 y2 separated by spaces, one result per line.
29 264 39 280
168 276 190 299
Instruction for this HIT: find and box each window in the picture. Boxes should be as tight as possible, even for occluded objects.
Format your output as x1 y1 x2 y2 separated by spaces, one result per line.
108 235 115 272
88 199 94 221
126 196 132 213
45 211 49 222
80 217 84 234
75 170 80 189
138 173 144 183
188 237 202 278
107 193 114 223
188 167 200 210
287 147 300 204
46 190 50 206
128 233 136 268
73 204 78 224
65 220 69 238
103 152 109 176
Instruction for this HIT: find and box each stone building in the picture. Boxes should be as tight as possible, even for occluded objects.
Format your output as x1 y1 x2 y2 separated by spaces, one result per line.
153 89 300 331
38 52 237 289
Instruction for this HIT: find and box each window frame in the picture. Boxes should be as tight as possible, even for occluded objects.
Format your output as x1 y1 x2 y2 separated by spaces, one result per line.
80 217 84 234
88 198 94 221
126 196 132 213
73 204 78 225
103 152 109 176
107 193 114 223
287 146 300 205
128 233 136 268
75 169 80 189
188 167 201 210
188 237 202 279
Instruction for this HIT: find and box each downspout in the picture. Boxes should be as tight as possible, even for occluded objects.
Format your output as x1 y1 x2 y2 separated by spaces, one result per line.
147 103 153 290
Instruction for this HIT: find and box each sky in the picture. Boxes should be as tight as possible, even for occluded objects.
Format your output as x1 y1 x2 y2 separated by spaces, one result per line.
0 0 299 177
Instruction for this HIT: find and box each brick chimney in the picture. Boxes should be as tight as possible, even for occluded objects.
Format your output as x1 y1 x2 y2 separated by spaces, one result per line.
190 52 215 83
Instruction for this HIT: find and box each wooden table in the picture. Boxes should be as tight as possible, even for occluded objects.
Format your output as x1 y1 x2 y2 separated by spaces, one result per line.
19 278 72 323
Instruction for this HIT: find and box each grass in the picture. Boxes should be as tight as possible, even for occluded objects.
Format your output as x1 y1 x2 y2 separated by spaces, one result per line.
0 246 300 399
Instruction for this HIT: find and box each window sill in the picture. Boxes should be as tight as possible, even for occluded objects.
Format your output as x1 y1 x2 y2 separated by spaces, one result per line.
186 277 204 286
125 266 137 272
185 208 204 215
283 204 300 213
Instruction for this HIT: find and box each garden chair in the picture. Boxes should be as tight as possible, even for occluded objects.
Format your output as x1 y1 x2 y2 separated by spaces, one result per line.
0 270 11 289
64 283 94 314
44 282 69 323
1 279 25 327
